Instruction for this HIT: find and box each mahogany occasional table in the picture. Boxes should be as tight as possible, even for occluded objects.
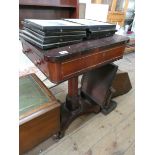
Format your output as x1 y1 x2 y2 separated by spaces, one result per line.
20 34 130 138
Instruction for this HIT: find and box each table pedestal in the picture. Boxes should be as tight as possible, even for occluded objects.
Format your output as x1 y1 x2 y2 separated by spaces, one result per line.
53 64 119 139
53 77 100 139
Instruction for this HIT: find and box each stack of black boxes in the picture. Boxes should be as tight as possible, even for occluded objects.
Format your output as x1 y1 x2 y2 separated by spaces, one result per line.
20 19 116 50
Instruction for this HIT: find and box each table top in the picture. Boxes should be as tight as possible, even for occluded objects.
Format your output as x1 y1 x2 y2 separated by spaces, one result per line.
21 34 129 62
45 34 129 62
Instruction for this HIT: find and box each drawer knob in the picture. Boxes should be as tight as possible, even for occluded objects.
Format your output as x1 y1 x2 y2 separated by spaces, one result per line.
24 48 31 53
35 59 42 66
34 60 37 66
37 60 41 65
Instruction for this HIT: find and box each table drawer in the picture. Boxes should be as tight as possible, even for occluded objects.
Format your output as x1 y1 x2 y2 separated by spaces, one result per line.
21 40 126 84
22 42 49 77
61 45 125 78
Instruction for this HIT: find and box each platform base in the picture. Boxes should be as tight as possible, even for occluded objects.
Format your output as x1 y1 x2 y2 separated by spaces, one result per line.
53 95 100 140
53 64 131 139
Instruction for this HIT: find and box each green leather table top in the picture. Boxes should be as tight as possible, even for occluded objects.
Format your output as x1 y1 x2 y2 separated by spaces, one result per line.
19 74 51 116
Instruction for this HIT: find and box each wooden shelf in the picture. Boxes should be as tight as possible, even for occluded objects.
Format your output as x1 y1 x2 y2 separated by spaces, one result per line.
19 0 77 8
19 0 79 28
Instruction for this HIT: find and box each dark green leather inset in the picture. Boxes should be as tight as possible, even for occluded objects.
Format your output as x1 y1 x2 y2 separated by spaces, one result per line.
19 75 51 116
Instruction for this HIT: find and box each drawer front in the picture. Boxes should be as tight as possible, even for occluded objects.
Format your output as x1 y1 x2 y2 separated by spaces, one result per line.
61 45 125 79
22 43 49 77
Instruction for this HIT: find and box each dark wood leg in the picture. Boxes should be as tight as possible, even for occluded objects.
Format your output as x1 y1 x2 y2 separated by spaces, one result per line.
65 77 79 111
68 77 78 96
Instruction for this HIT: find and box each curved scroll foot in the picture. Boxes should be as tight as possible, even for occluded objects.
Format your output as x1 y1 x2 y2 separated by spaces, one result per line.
101 100 117 115
52 131 65 141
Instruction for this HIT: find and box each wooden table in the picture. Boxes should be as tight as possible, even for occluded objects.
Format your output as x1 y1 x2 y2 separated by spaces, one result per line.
20 34 130 138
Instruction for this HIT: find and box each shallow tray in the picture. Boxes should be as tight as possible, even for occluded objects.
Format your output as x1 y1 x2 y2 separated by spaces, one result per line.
24 19 87 31
23 25 86 36
19 33 82 50
24 19 116 32
21 29 86 44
